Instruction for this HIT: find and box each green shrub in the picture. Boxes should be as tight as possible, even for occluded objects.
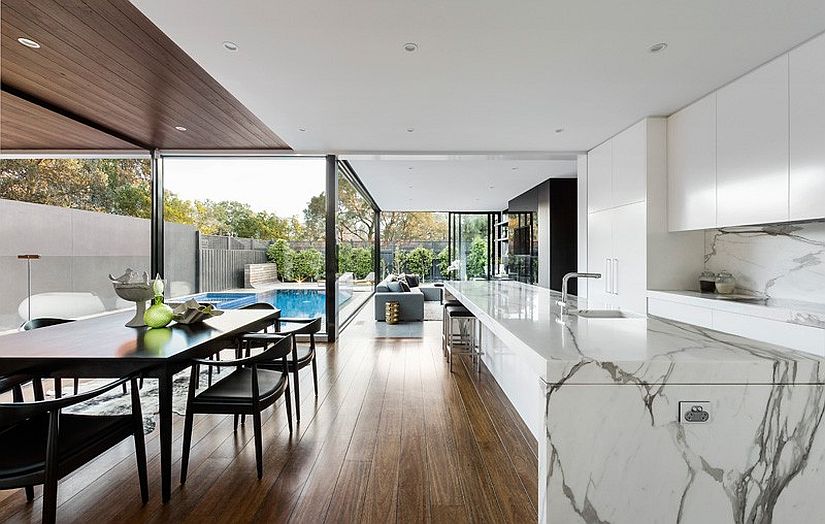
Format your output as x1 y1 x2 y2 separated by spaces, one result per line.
405 246 434 281
437 247 450 277
466 237 487 278
266 239 293 281
292 248 324 281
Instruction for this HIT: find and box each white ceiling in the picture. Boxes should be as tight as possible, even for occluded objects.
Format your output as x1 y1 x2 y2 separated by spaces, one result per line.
346 157 576 211
132 0 824 154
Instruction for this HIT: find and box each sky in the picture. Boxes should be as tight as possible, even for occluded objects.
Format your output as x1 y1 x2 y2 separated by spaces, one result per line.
163 157 326 217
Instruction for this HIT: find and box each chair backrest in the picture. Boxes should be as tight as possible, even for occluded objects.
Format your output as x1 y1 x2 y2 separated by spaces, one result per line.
21 317 75 331
249 334 293 363
0 376 132 426
242 302 276 310
282 317 323 336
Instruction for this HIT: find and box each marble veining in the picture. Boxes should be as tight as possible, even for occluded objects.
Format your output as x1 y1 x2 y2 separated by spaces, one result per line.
705 221 825 305
445 281 825 523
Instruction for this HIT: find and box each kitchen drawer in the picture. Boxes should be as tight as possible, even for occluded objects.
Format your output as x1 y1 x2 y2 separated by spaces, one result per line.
648 298 713 329
712 310 825 357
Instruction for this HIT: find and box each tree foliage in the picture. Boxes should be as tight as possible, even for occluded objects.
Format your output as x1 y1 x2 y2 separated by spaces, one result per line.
466 237 487 278
266 239 294 281
291 248 324 281
405 247 435 280
437 247 450 276
339 245 373 279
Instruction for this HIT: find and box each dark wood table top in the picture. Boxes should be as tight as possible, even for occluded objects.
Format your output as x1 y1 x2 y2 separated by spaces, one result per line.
0 309 279 374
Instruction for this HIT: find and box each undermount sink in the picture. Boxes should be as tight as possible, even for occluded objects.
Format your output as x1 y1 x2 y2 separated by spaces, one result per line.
575 309 629 319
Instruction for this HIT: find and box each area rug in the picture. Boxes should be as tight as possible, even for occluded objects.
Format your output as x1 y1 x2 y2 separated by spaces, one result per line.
63 367 227 434
423 301 444 321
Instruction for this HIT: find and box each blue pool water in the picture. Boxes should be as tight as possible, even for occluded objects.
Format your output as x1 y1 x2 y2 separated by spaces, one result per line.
177 289 350 320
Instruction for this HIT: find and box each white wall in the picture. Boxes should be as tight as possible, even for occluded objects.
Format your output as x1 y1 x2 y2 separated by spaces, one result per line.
576 154 588 298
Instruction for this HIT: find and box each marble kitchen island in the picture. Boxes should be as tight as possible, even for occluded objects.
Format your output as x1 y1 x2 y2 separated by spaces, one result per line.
444 280 825 524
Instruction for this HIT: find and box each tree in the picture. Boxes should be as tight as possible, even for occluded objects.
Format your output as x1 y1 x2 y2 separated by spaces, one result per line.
266 239 293 280
350 247 373 279
466 237 487 278
392 246 407 275
302 193 326 241
381 212 447 243
405 247 434 280
292 248 324 281
337 175 376 243
437 247 450 277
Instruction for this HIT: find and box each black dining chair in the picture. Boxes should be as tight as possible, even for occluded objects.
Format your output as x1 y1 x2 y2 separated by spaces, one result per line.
242 316 322 423
180 334 293 482
0 375 148 524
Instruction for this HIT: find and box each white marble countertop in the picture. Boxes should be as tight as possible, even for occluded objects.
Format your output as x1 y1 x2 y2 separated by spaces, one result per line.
648 289 825 328
445 280 825 386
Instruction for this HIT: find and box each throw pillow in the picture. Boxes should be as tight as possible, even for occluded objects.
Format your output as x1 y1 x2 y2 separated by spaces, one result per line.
405 274 420 287
399 279 411 292
387 281 402 292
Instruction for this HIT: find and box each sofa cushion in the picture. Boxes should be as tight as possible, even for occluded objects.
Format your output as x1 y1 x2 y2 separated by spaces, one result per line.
399 279 411 292
387 281 403 292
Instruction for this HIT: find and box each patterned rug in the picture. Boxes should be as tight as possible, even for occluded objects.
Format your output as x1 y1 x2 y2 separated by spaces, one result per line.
64 367 227 434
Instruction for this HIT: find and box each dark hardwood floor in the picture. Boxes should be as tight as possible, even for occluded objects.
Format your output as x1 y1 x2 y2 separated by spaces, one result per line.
0 302 537 523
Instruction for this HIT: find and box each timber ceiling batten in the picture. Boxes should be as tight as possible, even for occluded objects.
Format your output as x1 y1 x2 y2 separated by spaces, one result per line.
0 0 290 150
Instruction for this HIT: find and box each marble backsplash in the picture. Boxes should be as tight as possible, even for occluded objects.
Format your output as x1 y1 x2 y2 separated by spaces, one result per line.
705 220 825 304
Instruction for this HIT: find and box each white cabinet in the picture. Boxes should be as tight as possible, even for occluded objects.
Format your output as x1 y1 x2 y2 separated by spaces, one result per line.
667 94 717 231
586 209 614 309
612 202 646 313
586 203 646 314
611 121 647 207
587 141 612 213
588 122 647 213
790 33 825 222
716 55 789 226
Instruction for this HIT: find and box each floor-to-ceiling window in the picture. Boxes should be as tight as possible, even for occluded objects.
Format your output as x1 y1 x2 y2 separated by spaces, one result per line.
0 156 152 332
161 156 333 330
380 212 448 281
447 212 499 280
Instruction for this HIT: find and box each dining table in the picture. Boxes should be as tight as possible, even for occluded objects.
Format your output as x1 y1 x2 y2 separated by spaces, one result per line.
0 308 280 503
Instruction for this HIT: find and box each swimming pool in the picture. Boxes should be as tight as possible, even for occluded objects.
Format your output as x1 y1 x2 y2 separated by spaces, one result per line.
176 288 350 321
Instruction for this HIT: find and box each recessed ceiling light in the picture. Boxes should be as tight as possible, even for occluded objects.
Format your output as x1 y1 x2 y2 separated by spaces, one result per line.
511 167 519 171
408 166 414 170
406 128 415 133
298 128 307 132
223 41 239 51
554 128 565 134
18 37 41 49
408 184 414 189
488 185 495 190
403 42 418 52
648 42 668 54
174 126 187 131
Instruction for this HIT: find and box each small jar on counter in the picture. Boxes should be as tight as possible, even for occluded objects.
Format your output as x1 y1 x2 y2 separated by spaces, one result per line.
715 270 736 294
699 271 716 293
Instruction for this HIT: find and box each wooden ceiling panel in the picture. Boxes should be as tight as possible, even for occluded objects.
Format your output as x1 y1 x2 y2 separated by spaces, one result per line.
0 0 290 150
1 90 138 149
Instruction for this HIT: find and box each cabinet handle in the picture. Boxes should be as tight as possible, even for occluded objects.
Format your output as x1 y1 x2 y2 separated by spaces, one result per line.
612 258 619 295
604 258 610 293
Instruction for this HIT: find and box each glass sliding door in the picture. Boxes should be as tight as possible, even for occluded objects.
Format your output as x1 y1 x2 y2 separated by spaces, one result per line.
447 212 499 281
161 156 331 331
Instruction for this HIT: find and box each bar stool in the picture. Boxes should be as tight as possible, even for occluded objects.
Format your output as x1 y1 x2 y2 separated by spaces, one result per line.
442 305 482 373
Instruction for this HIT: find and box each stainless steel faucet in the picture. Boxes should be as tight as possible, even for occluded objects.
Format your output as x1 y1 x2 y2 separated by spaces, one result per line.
557 272 601 312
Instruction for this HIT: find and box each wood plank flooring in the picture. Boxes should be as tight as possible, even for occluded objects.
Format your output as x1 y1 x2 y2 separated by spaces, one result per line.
0 302 538 523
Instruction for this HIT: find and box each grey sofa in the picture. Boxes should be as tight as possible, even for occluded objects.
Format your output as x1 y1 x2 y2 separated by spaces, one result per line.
374 275 442 322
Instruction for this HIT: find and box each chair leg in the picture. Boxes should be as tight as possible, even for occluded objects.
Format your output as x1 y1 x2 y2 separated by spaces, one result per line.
233 414 239 432
285 386 293 434
207 354 214 387
122 382 127 395
252 410 263 480
134 429 149 503
24 485 34 501
180 409 195 484
43 413 60 524
311 359 318 397
292 366 301 421
74 378 80 395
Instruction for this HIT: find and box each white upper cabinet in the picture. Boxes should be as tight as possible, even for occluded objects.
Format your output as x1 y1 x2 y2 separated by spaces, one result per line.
587 140 612 213
611 121 647 207
716 55 790 226
667 94 717 231
790 33 825 222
